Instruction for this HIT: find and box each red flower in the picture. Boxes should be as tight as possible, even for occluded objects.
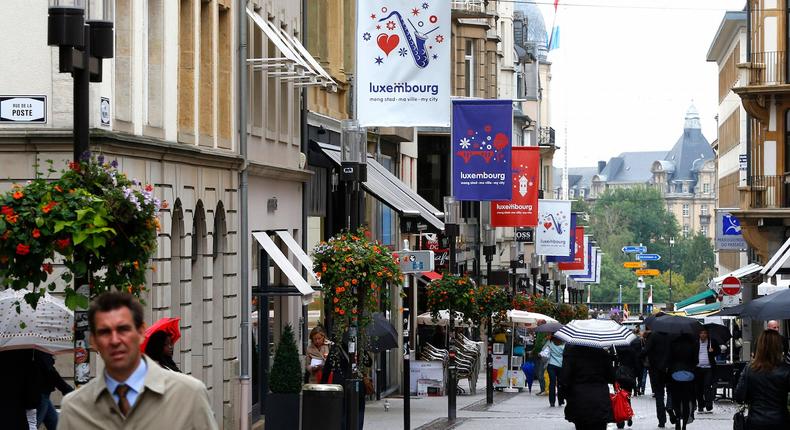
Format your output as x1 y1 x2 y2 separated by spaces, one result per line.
16 244 30 255
145 184 153 192
68 161 80 172
55 238 70 250
41 201 57 214
42 263 53 274
12 191 23 200
32 229 40 239
1 206 13 216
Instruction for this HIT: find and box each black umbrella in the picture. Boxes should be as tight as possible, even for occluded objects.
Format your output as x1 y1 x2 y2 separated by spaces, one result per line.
716 303 744 317
741 288 790 320
703 323 732 345
650 315 702 335
366 312 398 352
533 321 564 333
644 312 667 329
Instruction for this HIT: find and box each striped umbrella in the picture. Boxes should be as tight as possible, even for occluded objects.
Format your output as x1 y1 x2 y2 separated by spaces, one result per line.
554 319 637 348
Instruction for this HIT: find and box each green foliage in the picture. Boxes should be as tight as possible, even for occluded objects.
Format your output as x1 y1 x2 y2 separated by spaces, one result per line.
425 274 476 325
469 284 510 325
0 157 161 309
269 325 302 394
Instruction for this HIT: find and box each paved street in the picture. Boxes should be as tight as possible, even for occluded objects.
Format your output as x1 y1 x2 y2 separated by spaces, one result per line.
365 376 738 430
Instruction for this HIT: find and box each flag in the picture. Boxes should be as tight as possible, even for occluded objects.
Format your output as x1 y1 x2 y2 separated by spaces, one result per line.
548 26 560 51
554 0 559 11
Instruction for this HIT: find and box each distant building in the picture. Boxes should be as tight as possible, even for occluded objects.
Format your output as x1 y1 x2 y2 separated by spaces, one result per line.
553 106 717 239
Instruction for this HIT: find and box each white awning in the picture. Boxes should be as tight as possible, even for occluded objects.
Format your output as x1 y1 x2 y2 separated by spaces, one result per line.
273 230 321 287
709 263 763 288
252 231 315 305
761 237 790 277
246 5 336 90
758 282 784 296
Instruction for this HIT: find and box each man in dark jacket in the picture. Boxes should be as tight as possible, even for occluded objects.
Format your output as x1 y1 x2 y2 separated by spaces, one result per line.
694 329 719 414
645 329 672 427
34 350 74 429
0 349 40 430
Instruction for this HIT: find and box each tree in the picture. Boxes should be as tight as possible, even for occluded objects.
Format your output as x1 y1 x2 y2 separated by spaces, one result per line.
675 232 715 284
269 324 302 393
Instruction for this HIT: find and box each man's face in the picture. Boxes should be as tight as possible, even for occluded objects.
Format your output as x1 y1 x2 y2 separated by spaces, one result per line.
699 330 708 341
92 307 145 379
768 321 780 332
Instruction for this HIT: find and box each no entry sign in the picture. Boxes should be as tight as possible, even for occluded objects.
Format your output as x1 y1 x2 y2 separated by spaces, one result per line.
721 276 741 296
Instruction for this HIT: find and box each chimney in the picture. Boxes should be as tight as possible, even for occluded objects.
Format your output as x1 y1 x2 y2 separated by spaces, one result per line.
597 161 606 173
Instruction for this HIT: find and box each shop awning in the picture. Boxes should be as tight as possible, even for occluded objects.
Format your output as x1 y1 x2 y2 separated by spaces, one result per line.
675 289 716 311
709 263 764 289
315 142 445 231
246 5 336 90
422 271 442 281
273 230 321 287
252 231 315 305
683 301 721 316
761 237 790 277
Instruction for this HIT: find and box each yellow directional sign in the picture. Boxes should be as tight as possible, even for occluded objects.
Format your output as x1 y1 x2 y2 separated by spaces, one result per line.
635 269 660 276
623 261 646 269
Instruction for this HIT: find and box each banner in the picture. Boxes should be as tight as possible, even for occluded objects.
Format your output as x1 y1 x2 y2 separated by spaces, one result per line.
535 199 573 256
547 213 576 262
558 228 585 271
715 209 747 251
452 100 513 200
564 236 591 276
356 0 451 127
571 247 596 280
490 147 540 226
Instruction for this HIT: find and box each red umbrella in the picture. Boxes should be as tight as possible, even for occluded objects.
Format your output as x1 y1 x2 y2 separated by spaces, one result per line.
140 317 181 352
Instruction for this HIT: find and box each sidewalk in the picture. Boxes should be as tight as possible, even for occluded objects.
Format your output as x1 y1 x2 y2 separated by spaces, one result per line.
365 376 739 430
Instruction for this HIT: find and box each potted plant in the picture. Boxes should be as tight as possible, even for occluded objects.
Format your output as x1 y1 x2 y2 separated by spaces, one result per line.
425 273 476 326
266 324 302 429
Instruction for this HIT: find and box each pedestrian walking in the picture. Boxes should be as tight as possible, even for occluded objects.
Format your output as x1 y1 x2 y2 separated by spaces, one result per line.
33 350 74 430
613 337 640 428
694 328 718 414
645 327 672 427
305 326 330 383
534 333 549 395
668 333 698 430
144 331 181 372
637 329 649 396
58 292 217 429
522 352 536 393
0 349 40 430
560 344 615 430
767 319 789 357
546 334 565 407
734 329 790 430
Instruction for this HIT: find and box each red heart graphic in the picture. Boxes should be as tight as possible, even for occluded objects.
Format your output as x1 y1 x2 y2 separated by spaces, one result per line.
377 33 400 56
543 222 553 230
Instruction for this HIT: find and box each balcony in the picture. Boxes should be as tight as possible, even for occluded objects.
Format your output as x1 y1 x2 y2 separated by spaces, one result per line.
451 0 491 18
538 127 555 146
749 51 786 86
749 175 786 208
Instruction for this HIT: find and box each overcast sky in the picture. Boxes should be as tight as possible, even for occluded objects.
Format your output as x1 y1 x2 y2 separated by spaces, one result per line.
537 0 746 168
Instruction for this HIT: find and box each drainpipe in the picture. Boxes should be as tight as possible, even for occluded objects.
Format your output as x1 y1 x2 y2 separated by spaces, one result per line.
238 0 251 427
301 0 310 355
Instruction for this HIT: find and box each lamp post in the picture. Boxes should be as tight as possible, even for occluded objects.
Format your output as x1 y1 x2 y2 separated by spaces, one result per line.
443 196 461 420
530 253 539 297
339 119 367 430
637 276 646 316
540 263 549 296
48 0 114 387
668 237 675 306
482 225 496 405
509 242 518 298
554 280 561 304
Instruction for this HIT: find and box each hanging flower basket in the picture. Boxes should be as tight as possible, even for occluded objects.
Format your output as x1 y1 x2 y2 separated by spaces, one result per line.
469 284 510 326
0 156 162 309
425 274 477 325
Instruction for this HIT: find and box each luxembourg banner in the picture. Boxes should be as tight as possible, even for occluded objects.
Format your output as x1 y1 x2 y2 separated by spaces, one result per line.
558 227 585 270
490 147 540 226
356 0 451 127
452 99 513 200
547 213 576 262
535 199 572 256
571 247 596 280
564 236 591 276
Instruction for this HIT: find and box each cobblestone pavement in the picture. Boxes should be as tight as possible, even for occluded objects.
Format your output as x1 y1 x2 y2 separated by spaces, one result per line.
365 377 738 430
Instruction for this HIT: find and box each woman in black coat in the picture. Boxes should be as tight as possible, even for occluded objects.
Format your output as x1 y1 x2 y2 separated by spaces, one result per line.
735 329 790 430
561 344 615 430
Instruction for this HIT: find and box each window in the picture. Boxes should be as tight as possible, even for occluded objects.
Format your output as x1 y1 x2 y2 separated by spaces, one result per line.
683 224 690 236
465 40 474 97
701 225 708 236
682 204 689 217
703 183 710 194
701 205 708 215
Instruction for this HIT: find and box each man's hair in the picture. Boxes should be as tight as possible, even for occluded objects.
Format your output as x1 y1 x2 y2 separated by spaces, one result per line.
751 329 783 373
88 292 145 334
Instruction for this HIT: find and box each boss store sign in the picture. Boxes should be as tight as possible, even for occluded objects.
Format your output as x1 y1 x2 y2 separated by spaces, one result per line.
0 96 46 123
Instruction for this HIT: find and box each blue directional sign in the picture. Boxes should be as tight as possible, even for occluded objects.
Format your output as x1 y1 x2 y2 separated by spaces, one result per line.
622 245 647 254
636 253 661 261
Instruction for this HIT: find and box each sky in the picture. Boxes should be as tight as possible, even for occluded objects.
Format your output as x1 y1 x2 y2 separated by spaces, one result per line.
534 0 747 168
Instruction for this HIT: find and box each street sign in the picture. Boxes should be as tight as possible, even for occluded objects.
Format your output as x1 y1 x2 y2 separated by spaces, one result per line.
636 253 661 261
622 245 647 254
721 276 741 296
0 96 46 123
399 250 435 274
623 261 646 269
635 269 660 276
515 228 534 243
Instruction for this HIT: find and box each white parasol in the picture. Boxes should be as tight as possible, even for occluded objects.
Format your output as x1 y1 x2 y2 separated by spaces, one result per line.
0 288 74 354
503 310 557 329
416 310 471 327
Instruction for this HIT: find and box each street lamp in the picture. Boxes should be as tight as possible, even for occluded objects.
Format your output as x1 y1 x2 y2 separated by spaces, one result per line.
554 280 561 304
48 0 113 388
540 263 549 296
443 196 461 420
482 225 496 405
668 237 675 306
340 119 367 230
530 253 540 296
509 242 518 298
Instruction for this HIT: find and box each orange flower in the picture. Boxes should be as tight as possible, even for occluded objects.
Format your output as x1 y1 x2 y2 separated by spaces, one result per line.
41 201 57 214
0 255 8 264
5 214 18 224
344 281 350 287
351 279 358 285
12 191 23 200
133 261 139 269
333 297 339 303
32 229 40 239
54 185 63 193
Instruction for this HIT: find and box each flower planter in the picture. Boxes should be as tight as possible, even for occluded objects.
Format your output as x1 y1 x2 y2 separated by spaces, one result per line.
264 392 300 429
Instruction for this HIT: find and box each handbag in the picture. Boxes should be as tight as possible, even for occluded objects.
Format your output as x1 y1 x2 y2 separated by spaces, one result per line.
610 383 634 423
671 370 695 382
539 344 550 360
733 367 748 430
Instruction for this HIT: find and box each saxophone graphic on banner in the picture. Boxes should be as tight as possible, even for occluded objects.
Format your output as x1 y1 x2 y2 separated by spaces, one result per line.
356 0 450 127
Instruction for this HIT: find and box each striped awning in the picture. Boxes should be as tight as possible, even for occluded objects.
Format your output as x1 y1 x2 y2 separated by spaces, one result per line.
554 319 637 348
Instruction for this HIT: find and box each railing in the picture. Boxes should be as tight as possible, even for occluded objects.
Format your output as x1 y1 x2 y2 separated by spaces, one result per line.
749 51 787 85
451 0 485 13
749 175 785 208
539 127 555 145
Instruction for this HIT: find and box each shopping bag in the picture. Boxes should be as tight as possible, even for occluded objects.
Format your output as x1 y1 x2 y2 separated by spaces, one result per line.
610 384 634 423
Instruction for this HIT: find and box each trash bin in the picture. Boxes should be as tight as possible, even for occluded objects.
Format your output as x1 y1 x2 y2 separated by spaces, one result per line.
302 384 344 430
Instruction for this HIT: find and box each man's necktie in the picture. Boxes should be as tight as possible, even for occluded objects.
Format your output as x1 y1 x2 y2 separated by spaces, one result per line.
115 384 131 417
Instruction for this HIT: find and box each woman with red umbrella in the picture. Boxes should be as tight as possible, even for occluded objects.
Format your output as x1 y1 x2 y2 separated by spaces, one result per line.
141 317 181 372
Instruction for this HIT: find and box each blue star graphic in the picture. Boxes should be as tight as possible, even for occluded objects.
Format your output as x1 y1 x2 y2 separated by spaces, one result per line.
422 2 429 9
363 32 371 41
398 47 408 57
375 56 384 65
432 54 438 60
